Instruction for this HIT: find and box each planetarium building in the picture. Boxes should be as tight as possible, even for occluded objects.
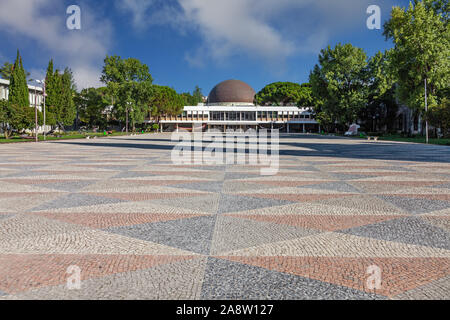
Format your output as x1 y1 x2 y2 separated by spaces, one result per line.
147 79 319 133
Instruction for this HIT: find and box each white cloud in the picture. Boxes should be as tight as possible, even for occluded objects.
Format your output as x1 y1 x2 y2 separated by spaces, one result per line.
117 0 386 68
116 0 156 29
0 0 112 89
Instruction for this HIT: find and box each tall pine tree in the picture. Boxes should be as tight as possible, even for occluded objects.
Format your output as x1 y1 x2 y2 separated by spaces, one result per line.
44 59 57 126
7 50 33 132
8 50 29 108
60 68 76 127
44 60 76 130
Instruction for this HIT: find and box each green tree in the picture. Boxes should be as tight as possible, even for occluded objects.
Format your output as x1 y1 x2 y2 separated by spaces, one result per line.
179 92 194 106
75 87 111 129
8 50 30 109
360 50 399 132
296 83 315 107
44 60 77 130
1 61 31 80
0 99 13 138
180 86 204 106
0 100 35 138
101 55 153 131
0 62 13 80
426 97 450 137
192 85 203 104
149 85 184 123
59 68 76 128
383 0 449 116
6 50 34 134
309 43 369 130
255 82 311 106
44 59 58 127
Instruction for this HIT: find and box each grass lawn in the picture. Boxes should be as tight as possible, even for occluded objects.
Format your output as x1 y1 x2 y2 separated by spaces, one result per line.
318 133 450 146
377 135 450 146
0 131 145 143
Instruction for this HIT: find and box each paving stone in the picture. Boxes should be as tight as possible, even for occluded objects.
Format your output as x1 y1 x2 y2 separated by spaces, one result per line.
107 215 217 255
1 134 449 300
331 173 377 180
393 276 450 300
201 257 384 300
210 215 318 255
171 181 224 193
378 195 450 214
298 181 362 193
112 171 158 179
340 216 450 250
39 181 96 192
31 193 127 211
0 214 12 220
217 193 293 214
4 257 207 300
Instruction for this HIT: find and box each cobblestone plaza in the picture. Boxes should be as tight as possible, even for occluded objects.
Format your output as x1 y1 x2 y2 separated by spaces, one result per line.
0 134 449 300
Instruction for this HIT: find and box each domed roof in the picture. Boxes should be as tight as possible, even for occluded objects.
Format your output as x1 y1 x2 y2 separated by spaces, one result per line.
207 80 256 105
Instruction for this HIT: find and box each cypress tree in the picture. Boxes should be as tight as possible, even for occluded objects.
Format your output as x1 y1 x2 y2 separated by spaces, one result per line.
45 59 57 126
44 60 76 129
61 68 76 126
8 50 33 132
8 50 29 108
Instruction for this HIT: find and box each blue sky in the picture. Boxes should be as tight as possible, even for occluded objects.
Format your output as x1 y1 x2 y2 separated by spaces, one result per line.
0 0 411 95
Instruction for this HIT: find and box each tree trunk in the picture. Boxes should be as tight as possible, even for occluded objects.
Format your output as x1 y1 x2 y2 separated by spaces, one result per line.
2 124 11 139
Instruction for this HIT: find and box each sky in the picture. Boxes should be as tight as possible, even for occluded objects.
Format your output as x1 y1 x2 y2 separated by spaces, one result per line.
0 0 411 95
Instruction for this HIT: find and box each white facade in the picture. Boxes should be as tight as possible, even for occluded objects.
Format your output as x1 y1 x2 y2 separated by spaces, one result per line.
149 104 319 133
0 78 49 133
0 78 44 111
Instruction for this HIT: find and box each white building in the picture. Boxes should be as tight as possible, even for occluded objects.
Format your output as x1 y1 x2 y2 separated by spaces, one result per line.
0 78 49 133
0 78 44 110
147 79 320 133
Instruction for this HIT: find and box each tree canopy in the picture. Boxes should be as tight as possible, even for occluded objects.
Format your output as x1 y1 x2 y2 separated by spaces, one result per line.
74 87 111 129
101 55 153 131
383 0 449 112
8 50 30 109
1 61 31 81
427 97 450 137
150 85 184 120
44 60 77 129
360 50 399 132
180 85 204 106
0 62 13 80
310 43 369 128
255 82 314 106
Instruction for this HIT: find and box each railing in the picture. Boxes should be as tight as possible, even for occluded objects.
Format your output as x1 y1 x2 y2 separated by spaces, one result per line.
148 115 315 122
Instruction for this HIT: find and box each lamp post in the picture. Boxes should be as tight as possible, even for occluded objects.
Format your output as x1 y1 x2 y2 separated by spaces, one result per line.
36 80 46 140
425 78 429 144
29 80 38 142
34 85 38 142
126 101 132 134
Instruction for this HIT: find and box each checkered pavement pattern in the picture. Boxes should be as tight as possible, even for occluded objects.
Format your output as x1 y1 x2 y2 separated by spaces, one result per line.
0 134 449 300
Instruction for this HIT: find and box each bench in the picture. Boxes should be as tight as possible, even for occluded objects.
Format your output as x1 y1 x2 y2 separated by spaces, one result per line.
367 136 379 141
